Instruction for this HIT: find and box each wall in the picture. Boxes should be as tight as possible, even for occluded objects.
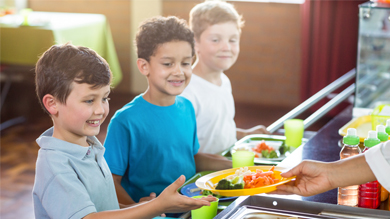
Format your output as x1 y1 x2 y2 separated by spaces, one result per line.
28 0 301 108
163 1 302 107
28 0 132 93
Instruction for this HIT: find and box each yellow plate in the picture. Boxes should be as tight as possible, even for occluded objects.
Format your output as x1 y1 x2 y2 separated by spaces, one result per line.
338 115 372 142
195 166 295 197
338 115 390 142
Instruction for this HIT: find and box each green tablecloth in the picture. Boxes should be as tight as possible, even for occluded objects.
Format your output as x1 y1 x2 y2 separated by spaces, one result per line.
0 12 122 87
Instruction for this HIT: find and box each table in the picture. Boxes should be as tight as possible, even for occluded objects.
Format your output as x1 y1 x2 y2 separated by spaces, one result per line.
0 11 122 87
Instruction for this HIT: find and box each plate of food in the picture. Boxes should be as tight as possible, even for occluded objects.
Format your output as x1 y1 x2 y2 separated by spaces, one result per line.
195 166 295 197
230 140 290 162
180 183 238 201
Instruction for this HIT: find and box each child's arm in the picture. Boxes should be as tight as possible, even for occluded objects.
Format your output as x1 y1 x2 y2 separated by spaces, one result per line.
112 174 156 207
276 154 376 197
236 125 270 140
83 175 216 219
194 153 232 172
112 174 136 205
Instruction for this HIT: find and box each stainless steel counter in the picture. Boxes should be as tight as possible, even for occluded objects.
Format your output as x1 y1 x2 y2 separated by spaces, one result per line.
214 106 390 218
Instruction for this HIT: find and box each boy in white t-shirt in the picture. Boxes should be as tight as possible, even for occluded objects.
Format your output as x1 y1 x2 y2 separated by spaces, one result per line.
181 1 269 154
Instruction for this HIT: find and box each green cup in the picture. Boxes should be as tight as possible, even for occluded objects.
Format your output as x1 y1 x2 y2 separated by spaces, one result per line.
232 150 255 168
20 8 33 26
191 195 219 219
284 119 304 149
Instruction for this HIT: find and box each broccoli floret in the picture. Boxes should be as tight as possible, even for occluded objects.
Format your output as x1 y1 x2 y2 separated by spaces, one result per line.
202 190 222 198
202 190 213 196
268 150 278 158
262 150 278 158
232 183 244 189
279 145 290 155
232 176 244 190
215 179 232 190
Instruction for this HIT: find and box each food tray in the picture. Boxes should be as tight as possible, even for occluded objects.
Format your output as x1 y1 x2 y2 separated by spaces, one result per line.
221 134 308 165
195 166 295 197
339 115 390 142
371 104 390 130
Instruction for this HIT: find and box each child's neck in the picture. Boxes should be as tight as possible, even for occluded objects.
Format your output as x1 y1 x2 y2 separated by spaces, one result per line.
142 89 176 106
192 61 223 86
52 126 90 147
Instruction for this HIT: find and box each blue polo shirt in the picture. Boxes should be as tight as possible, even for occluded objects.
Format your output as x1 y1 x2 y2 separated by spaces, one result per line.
104 95 199 202
33 127 119 219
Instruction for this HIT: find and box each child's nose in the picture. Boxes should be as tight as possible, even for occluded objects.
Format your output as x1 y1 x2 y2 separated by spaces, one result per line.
173 64 184 75
94 102 106 115
221 40 231 51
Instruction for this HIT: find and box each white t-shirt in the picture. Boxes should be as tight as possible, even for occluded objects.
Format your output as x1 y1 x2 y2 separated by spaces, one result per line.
365 140 390 191
181 73 237 154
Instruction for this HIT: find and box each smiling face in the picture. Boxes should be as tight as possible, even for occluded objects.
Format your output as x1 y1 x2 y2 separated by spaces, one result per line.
51 82 110 146
139 40 193 106
195 22 240 74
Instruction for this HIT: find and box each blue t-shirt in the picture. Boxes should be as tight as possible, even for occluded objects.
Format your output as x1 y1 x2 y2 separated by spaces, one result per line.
104 95 199 202
33 127 119 219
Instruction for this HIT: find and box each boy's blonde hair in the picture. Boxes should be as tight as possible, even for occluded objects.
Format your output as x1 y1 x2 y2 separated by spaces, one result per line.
189 0 244 40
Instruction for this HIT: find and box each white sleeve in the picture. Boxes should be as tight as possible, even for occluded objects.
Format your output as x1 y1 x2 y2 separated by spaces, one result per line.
365 141 390 191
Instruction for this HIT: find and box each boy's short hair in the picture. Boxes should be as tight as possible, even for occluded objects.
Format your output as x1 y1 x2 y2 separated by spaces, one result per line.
189 0 245 40
35 43 112 114
135 16 195 62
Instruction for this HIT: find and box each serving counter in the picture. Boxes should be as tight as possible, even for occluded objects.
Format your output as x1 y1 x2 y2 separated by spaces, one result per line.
215 105 390 218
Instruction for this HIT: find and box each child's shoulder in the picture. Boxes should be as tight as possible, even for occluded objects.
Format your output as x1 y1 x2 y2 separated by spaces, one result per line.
112 94 146 118
176 95 193 106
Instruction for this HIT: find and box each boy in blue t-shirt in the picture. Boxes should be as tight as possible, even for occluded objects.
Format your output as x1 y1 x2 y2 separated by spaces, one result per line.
104 16 232 205
33 43 216 219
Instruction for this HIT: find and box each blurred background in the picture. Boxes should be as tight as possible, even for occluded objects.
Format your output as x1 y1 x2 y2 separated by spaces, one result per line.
0 0 367 218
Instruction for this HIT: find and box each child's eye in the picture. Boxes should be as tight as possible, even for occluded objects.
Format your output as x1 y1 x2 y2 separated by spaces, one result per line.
85 99 94 104
230 39 237 43
103 97 111 102
163 63 172 67
212 39 219 43
182 62 191 66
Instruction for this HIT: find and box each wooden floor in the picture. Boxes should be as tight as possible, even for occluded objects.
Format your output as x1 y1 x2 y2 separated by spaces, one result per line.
0 91 330 219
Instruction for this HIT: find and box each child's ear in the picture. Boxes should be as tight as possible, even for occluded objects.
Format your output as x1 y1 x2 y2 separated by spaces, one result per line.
42 94 58 115
137 58 150 76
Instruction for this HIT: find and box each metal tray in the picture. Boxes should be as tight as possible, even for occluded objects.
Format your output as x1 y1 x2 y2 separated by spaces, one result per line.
221 134 308 165
215 195 390 219
228 205 335 219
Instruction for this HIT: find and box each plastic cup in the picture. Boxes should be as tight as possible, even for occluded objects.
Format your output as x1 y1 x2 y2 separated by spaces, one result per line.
232 150 255 168
284 119 304 149
20 8 33 26
191 196 219 219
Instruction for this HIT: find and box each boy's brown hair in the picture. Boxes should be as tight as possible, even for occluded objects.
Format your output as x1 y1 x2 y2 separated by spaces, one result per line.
189 0 245 40
135 16 195 62
35 43 112 114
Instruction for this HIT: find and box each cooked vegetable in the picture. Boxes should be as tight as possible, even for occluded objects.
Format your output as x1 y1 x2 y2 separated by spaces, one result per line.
215 176 245 190
243 166 279 188
261 150 278 158
202 190 223 198
279 144 290 155
215 179 232 190
232 176 245 189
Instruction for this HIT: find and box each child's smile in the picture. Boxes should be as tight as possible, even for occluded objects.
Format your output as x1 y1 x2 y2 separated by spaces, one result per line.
141 40 193 106
52 83 110 146
195 21 240 73
167 79 185 87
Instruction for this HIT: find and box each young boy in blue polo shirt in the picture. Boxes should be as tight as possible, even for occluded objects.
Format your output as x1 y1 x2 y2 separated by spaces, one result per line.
103 16 232 206
32 43 216 219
